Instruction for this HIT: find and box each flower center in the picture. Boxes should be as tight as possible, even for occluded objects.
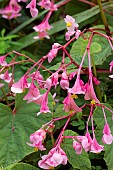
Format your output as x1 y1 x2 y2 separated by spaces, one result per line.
71 94 78 99
66 22 72 27
91 100 96 105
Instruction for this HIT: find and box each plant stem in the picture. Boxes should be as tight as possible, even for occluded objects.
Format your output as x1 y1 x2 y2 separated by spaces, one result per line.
97 0 110 35
1 87 9 105
91 55 102 102
50 133 55 147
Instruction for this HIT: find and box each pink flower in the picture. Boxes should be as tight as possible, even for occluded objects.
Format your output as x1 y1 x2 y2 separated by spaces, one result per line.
23 80 40 103
33 71 44 86
44 78 52 90
64 15 79 32
63 93 82 113
51 72 59 88
75 30 81 39
33 19 52 39
9 0 21 13
27 129 46 151
0 0 21 19
38 145 68 169
93 77 100 85
38 0 52 10
102 123 113 145
47 43 61 63
90 138 104 153
84 82 100 103
60 70 69 90
37 92 51 116
11 75 28 93
73 140 82 154
82 132 92 152
0 55 7 66
65 31 75 41
26 0 38 18
68 77 85 94
69 72 76 80
33 30 50 39
0 70 12 83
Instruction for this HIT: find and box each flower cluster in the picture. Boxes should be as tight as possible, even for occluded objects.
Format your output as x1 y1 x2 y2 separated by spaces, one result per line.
0 12 113 169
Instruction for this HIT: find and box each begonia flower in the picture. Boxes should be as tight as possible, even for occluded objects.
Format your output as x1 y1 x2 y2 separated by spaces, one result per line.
44 78 52 90
33 19 52 39
11 75 28 93
26 0 38 18
93 77 100 85
47 43 61 63
0 55 7 66
27 129 46 151
64 15 79 32
37 92 51 116
51 72 59 88
38 0 52 10
84 82 100 103
90 138 104 153
0 70 12 83
68 77 85 94
38 145 68 169
0 0 21 19
60 70 69 90
23 80 40 103
63 93 82 113
102 123 113 145
73 140 82 154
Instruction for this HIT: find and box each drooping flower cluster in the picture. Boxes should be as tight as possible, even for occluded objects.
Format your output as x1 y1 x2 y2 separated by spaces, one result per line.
1 11 113 169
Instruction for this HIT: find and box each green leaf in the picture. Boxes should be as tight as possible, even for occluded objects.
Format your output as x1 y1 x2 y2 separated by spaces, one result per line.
53 104 69 118
93 103 113 170
0 41 10 54
5 163 39 170
90 42 101 54
70 32 111 67
62 130 91 170
0 93 52 168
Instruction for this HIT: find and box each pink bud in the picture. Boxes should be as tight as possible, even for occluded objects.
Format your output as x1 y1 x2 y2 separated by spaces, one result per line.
73 140 82 154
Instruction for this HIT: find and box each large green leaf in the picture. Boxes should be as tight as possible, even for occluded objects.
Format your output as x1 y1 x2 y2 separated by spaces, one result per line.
70 31 111 67
0 93 52 168
5 163 39 170
62 130 91 170
8 2 111 51
93 104 113 170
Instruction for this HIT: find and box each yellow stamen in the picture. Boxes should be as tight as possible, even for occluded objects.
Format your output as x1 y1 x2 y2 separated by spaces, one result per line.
71 94 78 99
91 100 96 105
66 22 72 27
34 147 38 151
52 101 56 106
69 110 74 114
